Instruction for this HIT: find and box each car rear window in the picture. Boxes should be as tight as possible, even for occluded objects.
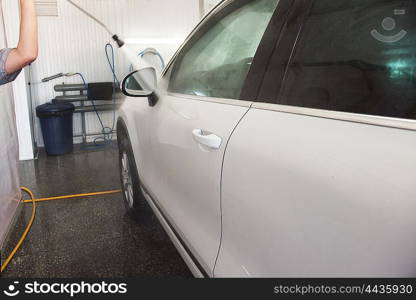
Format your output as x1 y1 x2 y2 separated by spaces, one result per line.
278 0 416 120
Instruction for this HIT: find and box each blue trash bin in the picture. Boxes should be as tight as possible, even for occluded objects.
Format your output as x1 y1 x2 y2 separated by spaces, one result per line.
36 102 75 156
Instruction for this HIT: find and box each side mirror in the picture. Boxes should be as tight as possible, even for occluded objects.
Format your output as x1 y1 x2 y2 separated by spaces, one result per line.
121 67 158 106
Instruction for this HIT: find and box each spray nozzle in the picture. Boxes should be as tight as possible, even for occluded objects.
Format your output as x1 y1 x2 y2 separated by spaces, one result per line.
112 35 125 48
41 72 83 83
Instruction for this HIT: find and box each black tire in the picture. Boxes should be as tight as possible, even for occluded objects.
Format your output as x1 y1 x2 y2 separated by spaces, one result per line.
118 127 144 217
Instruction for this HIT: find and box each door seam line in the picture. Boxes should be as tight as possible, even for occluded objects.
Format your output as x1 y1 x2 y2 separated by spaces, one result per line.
213 103 253 277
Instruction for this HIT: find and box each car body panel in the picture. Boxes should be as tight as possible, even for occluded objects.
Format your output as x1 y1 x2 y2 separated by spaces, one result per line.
140 185 206 278
215 106 416 277
142 93 250 276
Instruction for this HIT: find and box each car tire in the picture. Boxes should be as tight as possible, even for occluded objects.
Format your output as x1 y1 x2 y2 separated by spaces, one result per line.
118 127 144 217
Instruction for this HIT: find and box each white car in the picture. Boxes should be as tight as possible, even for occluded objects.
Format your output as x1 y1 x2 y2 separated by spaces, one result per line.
117 0 416 278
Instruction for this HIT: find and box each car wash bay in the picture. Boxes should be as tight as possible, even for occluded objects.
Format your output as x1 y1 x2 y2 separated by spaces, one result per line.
0 0 220 278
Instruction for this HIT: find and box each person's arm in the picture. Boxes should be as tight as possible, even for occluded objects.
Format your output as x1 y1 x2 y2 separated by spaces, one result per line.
5 0 38 74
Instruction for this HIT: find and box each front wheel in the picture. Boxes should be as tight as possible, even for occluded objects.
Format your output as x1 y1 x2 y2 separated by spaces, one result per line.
118 129 144 216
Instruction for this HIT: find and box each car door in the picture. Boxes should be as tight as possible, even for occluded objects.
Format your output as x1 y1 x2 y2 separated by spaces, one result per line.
216 0 416 277
130 0 285 276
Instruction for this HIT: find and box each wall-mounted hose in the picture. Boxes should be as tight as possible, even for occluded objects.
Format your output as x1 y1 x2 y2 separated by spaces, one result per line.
89 43 119 147
129 48 166 72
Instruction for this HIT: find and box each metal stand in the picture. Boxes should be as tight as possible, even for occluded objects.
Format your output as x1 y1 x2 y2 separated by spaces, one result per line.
53 83 121 146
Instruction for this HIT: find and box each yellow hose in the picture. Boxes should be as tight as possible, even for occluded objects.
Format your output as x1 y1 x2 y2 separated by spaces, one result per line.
1 188 122 273
23 189 122 203
1 187 36 273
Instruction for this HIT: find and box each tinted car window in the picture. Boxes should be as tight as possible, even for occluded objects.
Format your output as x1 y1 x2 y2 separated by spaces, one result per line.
169 0 279 100
278 0 416 120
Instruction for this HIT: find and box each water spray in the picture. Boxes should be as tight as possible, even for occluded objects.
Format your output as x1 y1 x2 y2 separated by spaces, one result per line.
66 0 154 73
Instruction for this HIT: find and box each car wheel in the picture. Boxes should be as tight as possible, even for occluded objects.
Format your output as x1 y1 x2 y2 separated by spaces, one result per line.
118 129 144 216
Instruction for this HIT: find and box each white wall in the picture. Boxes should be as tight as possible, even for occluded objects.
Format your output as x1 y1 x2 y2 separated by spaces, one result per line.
30 0 201 146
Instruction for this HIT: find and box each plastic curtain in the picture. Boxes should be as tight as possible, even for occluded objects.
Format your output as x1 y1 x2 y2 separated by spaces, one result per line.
0 4 21 248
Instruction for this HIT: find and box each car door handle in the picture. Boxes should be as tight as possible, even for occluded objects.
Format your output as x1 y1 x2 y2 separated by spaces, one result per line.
192 129 222 150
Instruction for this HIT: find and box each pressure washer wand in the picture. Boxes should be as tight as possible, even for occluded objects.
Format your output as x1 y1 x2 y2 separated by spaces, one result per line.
66 0 157 105
66 0 124 47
